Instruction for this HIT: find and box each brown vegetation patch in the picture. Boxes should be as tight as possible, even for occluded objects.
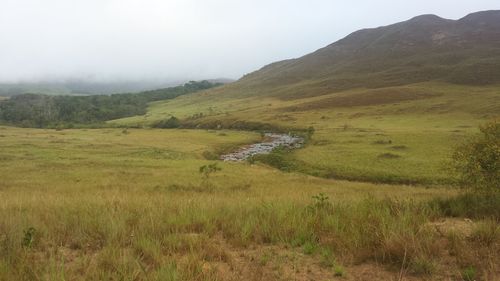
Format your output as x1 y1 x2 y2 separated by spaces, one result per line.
372 139 393 145
391 145 409 150
284 88 441 111
202 236 425 281
378 153 402 159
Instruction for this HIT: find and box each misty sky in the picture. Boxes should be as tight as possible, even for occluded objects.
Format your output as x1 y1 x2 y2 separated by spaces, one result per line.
1 0 500 83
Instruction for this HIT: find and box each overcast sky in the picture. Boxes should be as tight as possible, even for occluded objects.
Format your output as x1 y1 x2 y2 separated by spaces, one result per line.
1 0 499 83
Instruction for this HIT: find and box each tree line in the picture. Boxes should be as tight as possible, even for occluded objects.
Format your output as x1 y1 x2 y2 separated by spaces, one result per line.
0 81 220 128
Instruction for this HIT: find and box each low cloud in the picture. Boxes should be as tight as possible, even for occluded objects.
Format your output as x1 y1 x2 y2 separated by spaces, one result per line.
1 0 499 83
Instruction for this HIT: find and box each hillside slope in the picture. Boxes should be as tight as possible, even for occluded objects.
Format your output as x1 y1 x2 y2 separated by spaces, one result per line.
238 10 500 99
112 10 500 128
111 11 500 184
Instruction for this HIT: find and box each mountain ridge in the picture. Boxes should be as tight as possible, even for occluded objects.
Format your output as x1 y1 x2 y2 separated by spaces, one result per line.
236 10 500 99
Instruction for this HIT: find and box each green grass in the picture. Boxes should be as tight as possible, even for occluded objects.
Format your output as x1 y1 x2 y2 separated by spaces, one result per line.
0 126 497 280
1 81 498 279
109 82 499 184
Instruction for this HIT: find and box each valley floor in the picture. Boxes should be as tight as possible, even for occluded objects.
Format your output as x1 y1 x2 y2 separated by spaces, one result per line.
110 82 500 185
0 126 498 280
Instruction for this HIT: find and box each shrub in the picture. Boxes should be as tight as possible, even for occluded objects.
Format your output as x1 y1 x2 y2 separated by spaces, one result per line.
452 120 499 193
308 193 332 213
21 227 36 248
429 193 500 219
249 148 295 172
334 265 345 277
302 241 316 255
199 163 221 180
152 116 181 129
202 151 219 160
307 126 315 138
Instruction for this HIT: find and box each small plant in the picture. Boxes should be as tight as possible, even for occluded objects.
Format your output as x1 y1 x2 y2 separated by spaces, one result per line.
307 126 315 138
259 253 271 266
155 262 178 281
470 219 499 246
199 163 222 189
308 193 332 212
22 227 36 248
461 266 476 281
319 248 336 268
410 257 436 275
334 265 345 277
199 163 221 180
302 241 316 255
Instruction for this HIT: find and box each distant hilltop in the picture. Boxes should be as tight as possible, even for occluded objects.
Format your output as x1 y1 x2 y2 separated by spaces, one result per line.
235 10 500 99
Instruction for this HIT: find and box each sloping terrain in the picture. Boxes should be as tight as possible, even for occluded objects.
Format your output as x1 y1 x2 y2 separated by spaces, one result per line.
238 10 500 99
111 10 500 127
111 82 499 184
110 11 500 184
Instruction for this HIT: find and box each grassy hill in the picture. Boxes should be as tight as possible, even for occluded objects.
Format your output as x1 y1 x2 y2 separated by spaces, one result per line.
111 81 499 184
109 11 500 184
238 10 500 99
111 11 500 125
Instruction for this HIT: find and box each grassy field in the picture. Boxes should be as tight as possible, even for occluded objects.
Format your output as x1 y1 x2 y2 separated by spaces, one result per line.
110 82 499 184
2 11 499 280
1 82 499 280
0 126 498 280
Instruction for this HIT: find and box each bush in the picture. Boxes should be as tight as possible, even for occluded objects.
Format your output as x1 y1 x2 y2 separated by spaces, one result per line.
153 116 181 129
452 120 499 193
334 265 345 277
21 227 36 248
202 151 219 160
430 193 500 219
199 163 221 180
248 148 295 172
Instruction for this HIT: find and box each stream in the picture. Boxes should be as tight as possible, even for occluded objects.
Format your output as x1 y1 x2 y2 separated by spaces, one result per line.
220 133 304 162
